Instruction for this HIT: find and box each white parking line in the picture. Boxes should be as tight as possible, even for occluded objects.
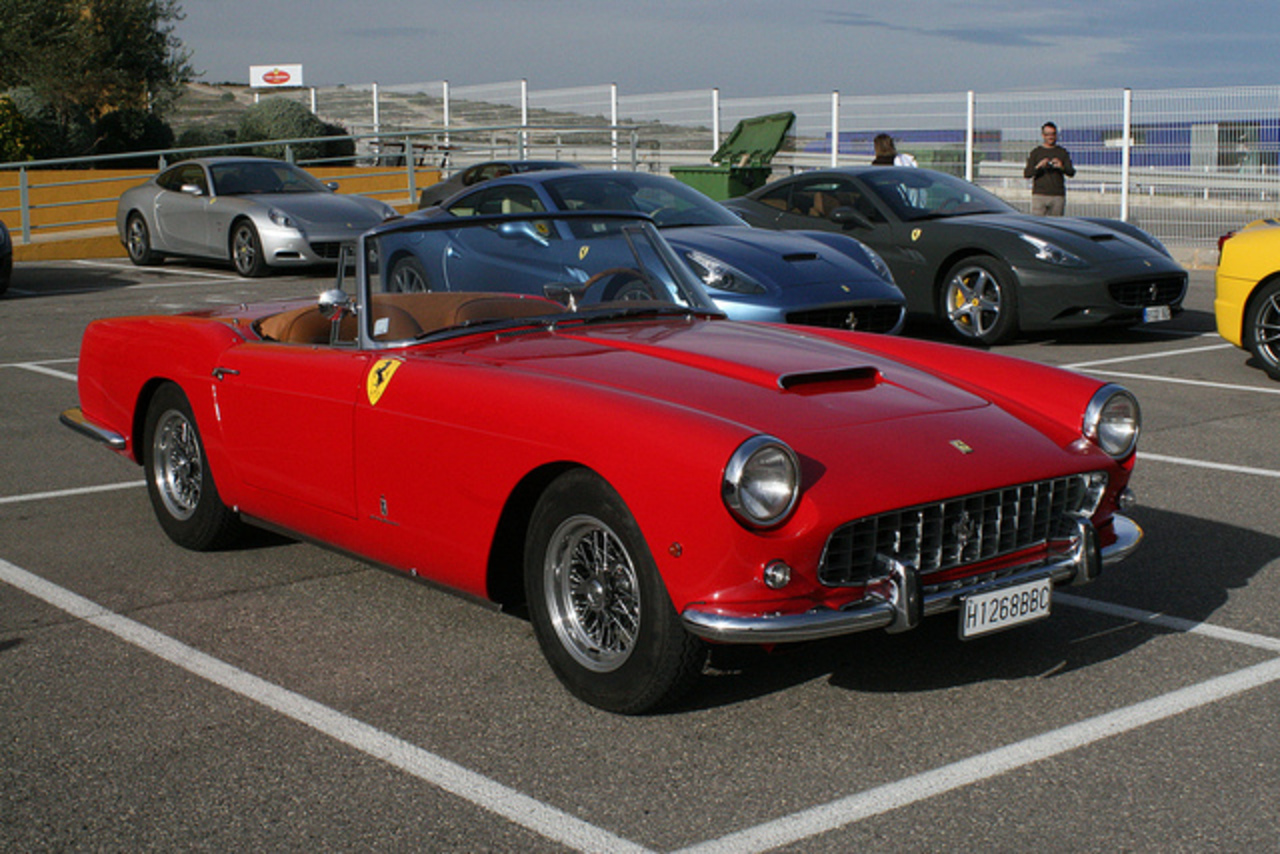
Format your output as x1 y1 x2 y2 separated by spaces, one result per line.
0 557 653 854
4 362 78 382
1057 593 1280 653
1064 338 1232 370
1085 368 1280 395
4 547 1278 854
72 259 240 280
1139 452 1280 479
0 481 145 506
678 657 1280 854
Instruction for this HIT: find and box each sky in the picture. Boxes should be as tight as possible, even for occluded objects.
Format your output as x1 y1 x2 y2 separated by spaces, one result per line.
177 0 1274 97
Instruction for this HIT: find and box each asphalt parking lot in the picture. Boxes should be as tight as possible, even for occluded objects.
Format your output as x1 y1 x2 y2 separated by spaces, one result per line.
2 258 1278 852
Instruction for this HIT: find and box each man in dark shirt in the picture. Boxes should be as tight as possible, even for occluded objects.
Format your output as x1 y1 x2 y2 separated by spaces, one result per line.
1024 122 1075 216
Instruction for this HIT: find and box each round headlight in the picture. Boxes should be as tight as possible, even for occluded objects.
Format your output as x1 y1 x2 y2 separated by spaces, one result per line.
1083 385 1141 458
722 435 801 528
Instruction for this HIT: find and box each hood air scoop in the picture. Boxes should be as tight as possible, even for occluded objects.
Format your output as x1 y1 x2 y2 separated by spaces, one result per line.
777 365 880 390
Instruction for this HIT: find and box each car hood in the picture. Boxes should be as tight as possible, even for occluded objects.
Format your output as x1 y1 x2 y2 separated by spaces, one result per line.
245 193 388 227
438 317 1089 492
662 225 897 293
940 213 1165 261
460 316 989 431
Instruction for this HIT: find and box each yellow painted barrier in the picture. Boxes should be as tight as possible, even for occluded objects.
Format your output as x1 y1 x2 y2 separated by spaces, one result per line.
2 165 439 262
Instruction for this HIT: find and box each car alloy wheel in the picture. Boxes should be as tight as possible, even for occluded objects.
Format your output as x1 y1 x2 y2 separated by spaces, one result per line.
1244 279 1280 380
231 221 267 277
389 255 431 292
941 257 1018 345
126 213 161 266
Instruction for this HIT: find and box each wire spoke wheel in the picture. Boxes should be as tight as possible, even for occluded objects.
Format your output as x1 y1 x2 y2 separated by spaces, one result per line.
152 408 203 521
545 516 641 672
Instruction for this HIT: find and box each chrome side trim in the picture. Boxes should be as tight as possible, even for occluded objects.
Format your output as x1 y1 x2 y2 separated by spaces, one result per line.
682 515 1142 644
59 407 126 450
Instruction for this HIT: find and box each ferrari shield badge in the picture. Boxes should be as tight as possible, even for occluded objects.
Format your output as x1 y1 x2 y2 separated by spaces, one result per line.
911 228 923 242
579 245 590 261
367 358 403 406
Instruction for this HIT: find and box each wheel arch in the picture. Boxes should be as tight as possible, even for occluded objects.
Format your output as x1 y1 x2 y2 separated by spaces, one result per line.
1241 272 1280 343
931 247 1004 302
485 460 586 610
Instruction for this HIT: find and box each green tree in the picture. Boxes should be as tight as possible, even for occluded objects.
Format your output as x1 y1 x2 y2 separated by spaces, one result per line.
0 0 193 158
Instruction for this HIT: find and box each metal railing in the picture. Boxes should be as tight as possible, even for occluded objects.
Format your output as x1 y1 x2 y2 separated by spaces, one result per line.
0 124 640 244
6 77 1280 256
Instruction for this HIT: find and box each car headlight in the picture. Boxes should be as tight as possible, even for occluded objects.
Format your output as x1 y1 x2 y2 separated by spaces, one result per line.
1083 385 1141 458
1020 234 1085 267
859 242 896 284
268 208 296 229
722 435 801 528
685 249 766 295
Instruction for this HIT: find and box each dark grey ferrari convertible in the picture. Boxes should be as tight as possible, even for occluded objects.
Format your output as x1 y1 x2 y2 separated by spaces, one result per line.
723 166 1187 344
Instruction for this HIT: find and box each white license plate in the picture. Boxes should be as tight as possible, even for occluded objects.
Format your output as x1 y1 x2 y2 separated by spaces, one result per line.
959 578 1052 639
1143 305 1172 323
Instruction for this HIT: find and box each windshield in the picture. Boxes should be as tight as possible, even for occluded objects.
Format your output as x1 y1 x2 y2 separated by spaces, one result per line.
859 168 1016 222
211 161 330 196
543 172 746 228
356 211 722 344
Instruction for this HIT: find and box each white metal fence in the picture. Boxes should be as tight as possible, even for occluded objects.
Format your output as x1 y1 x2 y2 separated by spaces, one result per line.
271 79 1280 254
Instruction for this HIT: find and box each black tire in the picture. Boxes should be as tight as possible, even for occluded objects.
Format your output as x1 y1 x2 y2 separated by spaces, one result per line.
940 256 1019 345
1244 279 1280 380
388 255 431 292
524 469 706 713
143 383 244 550
125 213 163 266
231 220 268 278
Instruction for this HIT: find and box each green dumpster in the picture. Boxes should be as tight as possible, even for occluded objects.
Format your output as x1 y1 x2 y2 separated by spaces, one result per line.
671 111 795 200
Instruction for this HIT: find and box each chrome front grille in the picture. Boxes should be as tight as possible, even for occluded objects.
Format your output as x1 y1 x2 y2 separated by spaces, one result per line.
818 476 1088 587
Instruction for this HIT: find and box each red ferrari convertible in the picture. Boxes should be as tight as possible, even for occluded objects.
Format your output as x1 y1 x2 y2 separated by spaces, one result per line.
62 211 1143 713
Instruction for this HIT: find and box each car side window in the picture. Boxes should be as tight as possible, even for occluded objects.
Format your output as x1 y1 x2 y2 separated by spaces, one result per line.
446 185 546 217
757 184 793 213
791 179 885 223
156 164 208 195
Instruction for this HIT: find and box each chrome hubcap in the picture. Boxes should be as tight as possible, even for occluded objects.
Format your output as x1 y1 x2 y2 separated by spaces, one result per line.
152 409 202 520
544 515 640 672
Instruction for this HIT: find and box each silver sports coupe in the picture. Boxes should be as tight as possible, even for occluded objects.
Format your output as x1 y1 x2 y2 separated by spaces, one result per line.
116 157 399 277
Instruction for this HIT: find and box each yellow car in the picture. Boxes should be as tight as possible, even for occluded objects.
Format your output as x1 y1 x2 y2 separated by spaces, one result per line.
1216 218 1280 379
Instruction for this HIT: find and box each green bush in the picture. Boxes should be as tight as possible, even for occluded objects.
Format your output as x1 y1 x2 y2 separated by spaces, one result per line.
237 97 352 164
92 108 175 166
174 125 238 158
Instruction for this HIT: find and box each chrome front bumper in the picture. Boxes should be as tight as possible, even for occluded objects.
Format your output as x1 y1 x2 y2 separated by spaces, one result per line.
681 515 1142 644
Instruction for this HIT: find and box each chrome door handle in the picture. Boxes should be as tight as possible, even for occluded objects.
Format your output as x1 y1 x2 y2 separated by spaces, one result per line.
212 367 240 381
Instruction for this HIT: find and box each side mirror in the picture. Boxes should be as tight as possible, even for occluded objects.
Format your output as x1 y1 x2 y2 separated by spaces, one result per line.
830 206 872 229
180 183 205 197
317 288 353 345
325 181 339 192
